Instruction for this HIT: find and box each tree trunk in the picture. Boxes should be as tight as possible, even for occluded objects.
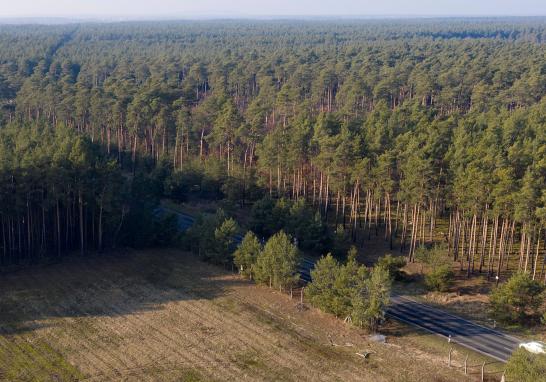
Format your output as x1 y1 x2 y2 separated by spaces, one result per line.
79 189 84 256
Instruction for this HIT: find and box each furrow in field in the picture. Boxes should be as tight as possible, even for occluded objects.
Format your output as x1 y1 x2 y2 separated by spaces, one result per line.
171 267 369 381
75 261 243 381
48 262 224 381
25 266 131 378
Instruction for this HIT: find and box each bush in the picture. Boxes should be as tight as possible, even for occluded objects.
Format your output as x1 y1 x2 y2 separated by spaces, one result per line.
119 172 182 248
331 225 351 257
153 214 181 246
307 254 341 312
414 244 453 291
505 348 546 382
200 176 222 199
286 200 329 252
376 255 406 281
220 177 244 204
490 272 545 324
425 265 454 292
249 197 278 236
213 218 239 264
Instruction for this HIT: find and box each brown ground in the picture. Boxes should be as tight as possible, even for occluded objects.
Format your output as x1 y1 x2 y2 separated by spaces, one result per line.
0 248 475 382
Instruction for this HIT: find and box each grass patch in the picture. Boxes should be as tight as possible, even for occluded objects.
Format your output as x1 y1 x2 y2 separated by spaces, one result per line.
241 301 348 363
178 368 208 382
232 350 267 370
231 349 295 381
0 336 83 381
212 296 243 314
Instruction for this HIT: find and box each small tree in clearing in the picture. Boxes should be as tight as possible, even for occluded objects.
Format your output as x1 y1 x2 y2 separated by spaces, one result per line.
307 246 371 320
212 217 239 265
233 231 262 279
351 265 392 332
306 253 342 315
255 231 300 290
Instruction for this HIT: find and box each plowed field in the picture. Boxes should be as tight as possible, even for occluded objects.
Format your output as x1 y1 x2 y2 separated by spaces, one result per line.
0 249 469 381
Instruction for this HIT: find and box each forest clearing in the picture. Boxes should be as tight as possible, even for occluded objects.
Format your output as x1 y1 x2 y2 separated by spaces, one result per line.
0 248 481 382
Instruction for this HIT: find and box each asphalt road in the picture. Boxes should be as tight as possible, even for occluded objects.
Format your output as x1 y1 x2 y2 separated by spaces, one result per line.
387 295 520 362
156 205 520 362
297 258 315 283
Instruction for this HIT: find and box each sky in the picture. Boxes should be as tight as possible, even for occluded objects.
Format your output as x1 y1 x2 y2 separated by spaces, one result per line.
0 0 545 18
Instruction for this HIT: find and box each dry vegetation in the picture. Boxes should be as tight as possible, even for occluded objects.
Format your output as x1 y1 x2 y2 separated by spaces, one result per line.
0 249 476 381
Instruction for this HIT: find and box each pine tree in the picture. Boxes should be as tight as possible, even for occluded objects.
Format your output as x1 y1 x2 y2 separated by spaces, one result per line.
233 231 262 279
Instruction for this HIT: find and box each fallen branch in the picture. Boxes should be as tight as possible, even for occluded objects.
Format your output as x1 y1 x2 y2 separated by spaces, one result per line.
356 351 372 359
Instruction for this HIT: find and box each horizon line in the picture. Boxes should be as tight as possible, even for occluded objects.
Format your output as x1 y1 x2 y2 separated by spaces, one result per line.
1 14 545 24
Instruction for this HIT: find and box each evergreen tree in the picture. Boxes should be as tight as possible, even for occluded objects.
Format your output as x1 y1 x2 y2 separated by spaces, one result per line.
351 265 392 332
255 231 300 290
233 231 262 279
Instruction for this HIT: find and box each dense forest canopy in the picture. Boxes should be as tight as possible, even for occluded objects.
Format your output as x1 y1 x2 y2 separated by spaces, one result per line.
0 18 545 283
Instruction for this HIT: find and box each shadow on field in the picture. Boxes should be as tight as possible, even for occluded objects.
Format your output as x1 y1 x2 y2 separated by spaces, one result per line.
0 249 247 336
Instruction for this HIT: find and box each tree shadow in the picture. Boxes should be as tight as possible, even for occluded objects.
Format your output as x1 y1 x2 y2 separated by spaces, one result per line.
0 249 248 336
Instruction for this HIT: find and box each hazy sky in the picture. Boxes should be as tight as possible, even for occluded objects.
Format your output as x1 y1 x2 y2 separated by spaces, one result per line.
1 0 545 18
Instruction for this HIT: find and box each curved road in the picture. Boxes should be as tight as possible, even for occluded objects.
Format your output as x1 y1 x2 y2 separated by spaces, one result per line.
157 205 520 362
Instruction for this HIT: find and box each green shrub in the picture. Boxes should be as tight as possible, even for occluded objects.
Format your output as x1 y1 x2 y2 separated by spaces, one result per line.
490 272 545 324
306 254 345 316
425 265 453 292
505 348 546 382
414 244 453 291
164 169 202 202
120 173 181 248
220 177 244 204
213 218 239 264
376 255 406 280
153 214 181 246
249 197 279 236
306 252 366 318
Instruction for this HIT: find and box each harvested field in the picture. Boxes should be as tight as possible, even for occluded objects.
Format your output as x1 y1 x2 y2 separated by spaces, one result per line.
0 249 470 381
